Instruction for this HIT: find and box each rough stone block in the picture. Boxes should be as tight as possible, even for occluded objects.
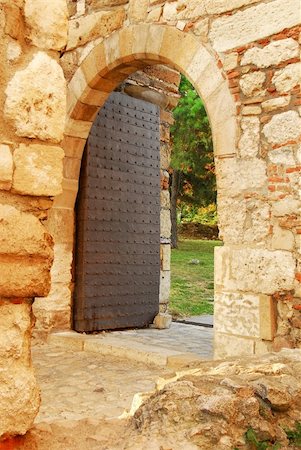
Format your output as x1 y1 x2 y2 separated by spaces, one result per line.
215 246 295 295
216 157 267 195
218 197 270 245
67 9 125 50
152 313 172 329
0 204 53 258
45 208 74 244
205 0 260 15
263 111 301 145
214 292 261 338
160 209 171 238
50 243 73 284
272 196 300 217
239 71 266 97
209 0 300 51
24 0 68 50
176 0 206 20
268 146 295 165
159 270 170 303
262 97 290 112
13 144 64 196
160 190 170 209
160 244 171 271
0 302 40 437
271 225 295 251
239 116 260 158
0 260 52 298
0 144 13 190
241 38 299 68
259 295 276 341
214 332 254 359
4 52 66 143
128 0 148 23
272 63 300 94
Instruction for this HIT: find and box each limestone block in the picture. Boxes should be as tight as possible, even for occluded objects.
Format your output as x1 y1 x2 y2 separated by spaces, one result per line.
262 97 290 112
218 197 270 245
4 52 66 143
254 340 273 355
160 209 171 238
147 7 162 23
271 225 295 251
51 243 73 284
209 0 300 52
34 282 71 312
176 0 206 20
13 144 64 196
160 244 171 271
87 0 128 9
214 292 260 338
67 9 125 50
193 18 209 39
163 2 177 22
128 0 148 23
152 313 172 329
159 270 170 303
214 332 254 359
272 63 300 94
222 52 238 71
0 204 53 257
272 196 300 217
268 146 295 165
239 116 260 158
0 144 13 190
24 0 68 50
241 106 262 115
241 38 299 68
204 0 260 15
45 208 74 244
239 71 266 97
216 157 267 195
160 190 170 209
215 246 295 295
0 302 40 437
7 39 22 63
0 260 52 297
262 111 301 145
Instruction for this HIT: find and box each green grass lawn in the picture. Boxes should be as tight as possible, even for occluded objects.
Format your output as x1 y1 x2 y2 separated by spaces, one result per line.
169 238 222 318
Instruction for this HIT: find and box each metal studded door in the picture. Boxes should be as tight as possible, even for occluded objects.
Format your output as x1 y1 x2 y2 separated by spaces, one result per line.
73 92 160 332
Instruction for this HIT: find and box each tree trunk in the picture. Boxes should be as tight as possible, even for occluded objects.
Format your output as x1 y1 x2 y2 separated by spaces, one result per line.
170 170 181 248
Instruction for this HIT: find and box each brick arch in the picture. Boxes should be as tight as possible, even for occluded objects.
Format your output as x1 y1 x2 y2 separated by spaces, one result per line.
57 24 237 209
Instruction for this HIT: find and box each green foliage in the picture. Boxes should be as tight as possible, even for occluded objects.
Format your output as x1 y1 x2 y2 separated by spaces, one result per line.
285 422 301 447
170 75 215 213
181 203 217 225
169 239 222 317
243 428 281 450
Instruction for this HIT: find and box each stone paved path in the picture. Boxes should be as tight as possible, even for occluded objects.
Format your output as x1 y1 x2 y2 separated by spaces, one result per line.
33 322 213 424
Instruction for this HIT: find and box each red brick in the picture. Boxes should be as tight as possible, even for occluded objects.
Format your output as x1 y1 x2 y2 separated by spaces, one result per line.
295 273 301 283
227 70 240 79
286 166 301 173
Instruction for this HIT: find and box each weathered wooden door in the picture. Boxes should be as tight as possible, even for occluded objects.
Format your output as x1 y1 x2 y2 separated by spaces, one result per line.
73 92 160 332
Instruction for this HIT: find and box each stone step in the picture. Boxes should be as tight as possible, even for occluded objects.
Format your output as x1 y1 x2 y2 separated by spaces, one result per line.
48 331 204 368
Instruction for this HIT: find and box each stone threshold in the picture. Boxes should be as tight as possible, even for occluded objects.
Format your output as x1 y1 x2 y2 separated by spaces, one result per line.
48 331 204 368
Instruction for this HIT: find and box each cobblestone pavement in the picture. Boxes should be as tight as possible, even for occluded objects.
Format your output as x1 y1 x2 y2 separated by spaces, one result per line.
32 322 213 424
117 321 214 358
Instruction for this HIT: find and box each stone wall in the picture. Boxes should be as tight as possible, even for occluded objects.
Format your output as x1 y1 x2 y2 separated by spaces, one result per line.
0 0 300 438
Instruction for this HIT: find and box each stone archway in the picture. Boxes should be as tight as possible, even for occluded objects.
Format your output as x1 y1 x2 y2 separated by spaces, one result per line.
1 0 300 438
42 24 238 352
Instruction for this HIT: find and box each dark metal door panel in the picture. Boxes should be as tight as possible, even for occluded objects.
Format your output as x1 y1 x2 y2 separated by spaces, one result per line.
74 92 160 332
